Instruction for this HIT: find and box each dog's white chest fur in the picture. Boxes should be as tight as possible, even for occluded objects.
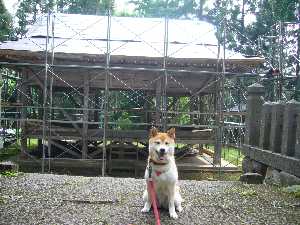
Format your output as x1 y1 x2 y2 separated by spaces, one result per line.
152 167 178 208
142 161 183 219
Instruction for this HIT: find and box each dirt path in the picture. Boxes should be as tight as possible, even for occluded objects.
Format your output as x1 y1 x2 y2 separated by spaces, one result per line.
0 173 299 225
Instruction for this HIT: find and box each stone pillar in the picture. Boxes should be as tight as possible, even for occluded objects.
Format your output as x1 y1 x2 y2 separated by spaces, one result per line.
281 100 299 156
245 83 265 147
269 102 285 153
259 102 272 150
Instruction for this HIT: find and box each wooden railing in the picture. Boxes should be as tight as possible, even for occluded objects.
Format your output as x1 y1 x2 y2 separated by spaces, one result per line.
242 83 300 177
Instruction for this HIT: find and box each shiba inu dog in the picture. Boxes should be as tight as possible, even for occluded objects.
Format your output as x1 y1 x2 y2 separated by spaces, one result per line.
141 127 183 219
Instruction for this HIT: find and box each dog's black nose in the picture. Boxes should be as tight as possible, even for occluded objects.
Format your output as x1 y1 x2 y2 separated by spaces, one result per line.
160 148 166 154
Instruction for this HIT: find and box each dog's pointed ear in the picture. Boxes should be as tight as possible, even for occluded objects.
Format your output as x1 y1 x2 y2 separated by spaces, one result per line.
149 127 158 138
167 127 175 139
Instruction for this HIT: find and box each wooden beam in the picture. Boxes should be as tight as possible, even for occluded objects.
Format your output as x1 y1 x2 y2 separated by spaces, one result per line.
242 144 300 177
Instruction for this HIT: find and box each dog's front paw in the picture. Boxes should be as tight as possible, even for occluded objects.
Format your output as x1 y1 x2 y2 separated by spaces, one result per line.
141 206 151 213
177 205 183 212
170 211 178 219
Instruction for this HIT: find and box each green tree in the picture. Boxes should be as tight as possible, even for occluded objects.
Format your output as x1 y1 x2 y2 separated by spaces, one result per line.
207 0 298 55
16 0 55 37
0 0 13 41
57 0 115 15
207 0 299 101
130 0 199 18
16 0 115 37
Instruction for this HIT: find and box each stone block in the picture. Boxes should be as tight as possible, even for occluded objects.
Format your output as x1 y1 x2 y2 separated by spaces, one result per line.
241 157 267 176
279 171 300 186
240 172 264 184
264 167 281 185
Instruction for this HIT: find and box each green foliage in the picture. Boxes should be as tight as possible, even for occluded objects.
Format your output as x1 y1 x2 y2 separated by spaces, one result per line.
0 143 20 161
207 0 298 55
0 0 13 41
222 147 244 166
16 0 116 37
16 0 55 37
0 196 6 204
108 90 145 129
0 170 19 177
0 69 17 103
130 0 198 18
57 0 115 15
114 10 137 17
0 139 37 161
177 97 190 125
207 145 244 166
241 189 257 197
115 112 133 129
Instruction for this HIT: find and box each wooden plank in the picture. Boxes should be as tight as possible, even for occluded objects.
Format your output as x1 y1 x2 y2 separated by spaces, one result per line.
242 144 300 177
0 49 264 68
18 158 103 169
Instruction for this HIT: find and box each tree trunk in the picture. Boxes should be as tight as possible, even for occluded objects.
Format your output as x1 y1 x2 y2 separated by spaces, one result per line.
198 0 205 20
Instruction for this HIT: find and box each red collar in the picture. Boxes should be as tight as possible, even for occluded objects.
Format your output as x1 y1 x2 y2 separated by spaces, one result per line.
148 158 167 176
149 158 168 166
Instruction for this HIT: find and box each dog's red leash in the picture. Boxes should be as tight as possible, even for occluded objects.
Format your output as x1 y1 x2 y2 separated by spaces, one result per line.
148 166 161 225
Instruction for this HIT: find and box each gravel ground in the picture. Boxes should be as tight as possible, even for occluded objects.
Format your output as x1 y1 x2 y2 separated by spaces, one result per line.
0 173 300 225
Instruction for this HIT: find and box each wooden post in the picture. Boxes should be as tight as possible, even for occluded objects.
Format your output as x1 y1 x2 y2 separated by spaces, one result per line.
295 107 300 159
19 69 30 157
245 83 265 147
82 75 90 159
144 92 150 129
38 88 43 152
281 100 299 156
94 90 99 123
155 78 162 127
269 102 285 153
259 102 272 150
189 97 196 124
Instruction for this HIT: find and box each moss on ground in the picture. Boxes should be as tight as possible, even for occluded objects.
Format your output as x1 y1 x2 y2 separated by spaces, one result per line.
0 171 23 177
283 185 300 198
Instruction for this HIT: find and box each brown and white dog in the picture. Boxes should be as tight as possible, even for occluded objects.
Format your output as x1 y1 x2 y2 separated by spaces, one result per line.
141 127 183 219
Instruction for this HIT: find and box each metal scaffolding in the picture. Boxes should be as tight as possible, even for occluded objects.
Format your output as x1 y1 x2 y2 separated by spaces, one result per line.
0 8 277 177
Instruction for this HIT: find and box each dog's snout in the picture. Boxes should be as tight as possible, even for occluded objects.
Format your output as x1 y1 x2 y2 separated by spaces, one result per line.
160 148 166 154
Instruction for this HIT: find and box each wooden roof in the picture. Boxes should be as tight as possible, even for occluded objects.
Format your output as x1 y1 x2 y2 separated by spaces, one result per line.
0 14 264 94
0 13 264 67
